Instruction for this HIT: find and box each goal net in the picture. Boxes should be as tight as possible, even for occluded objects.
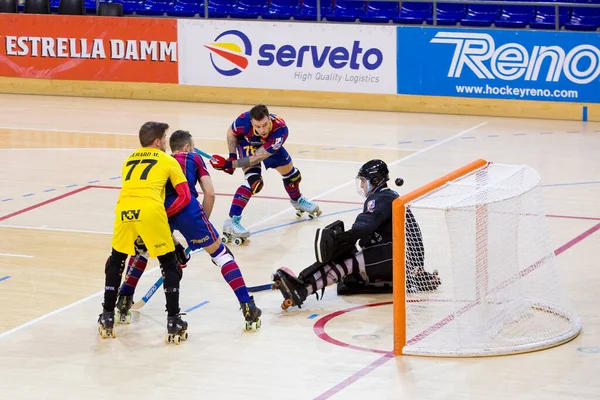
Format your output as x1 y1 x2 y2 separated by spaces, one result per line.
392 159 581 357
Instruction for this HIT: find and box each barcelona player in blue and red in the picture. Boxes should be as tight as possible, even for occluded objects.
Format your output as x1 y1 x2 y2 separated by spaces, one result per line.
117 130 261 331
210 104 322 243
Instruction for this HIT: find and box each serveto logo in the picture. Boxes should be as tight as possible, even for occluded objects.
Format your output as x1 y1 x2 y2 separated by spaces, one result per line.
431 32 600 84
205 30 384 76
204 30 252 76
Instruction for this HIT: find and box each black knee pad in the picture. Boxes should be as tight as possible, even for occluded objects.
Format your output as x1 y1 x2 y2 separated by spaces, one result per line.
105 249 128 291
106 249 127 274
245 167 264 194
158 252 183 280
283 167 301 187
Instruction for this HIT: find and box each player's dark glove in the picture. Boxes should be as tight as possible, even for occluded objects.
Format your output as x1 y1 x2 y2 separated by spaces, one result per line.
210 154 234 175
174 241 191 268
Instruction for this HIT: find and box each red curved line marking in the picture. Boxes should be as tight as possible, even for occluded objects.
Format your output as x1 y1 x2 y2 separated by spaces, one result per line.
204 45 248 69
313 301 393 355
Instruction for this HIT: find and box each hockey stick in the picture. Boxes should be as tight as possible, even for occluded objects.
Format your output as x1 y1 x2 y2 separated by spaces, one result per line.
131 276 163 310
131 246 194 310
194 147 211 159
248 283 274 293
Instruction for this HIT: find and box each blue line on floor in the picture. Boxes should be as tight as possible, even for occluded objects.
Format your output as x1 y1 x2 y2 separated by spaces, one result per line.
0 276 11 283
22 193 34 197
398 141 412 144
252 207 362 236
88 180 100 184
514 133 527 136
461 136 475 139
423 139 437 142
65 184 78 188
43 188 56 192
307 314 319 319
540 132 553 135
1 198 12 202
110 176 121 180
488 135 499 138
543 181 600 187
185 301 209 313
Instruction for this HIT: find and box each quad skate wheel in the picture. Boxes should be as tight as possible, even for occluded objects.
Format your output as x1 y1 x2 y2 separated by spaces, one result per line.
281 298 293 310
295 210 303 218
111 329 117 338
271 281 280 290
233 237 243 246
245 320 260 332
221 236 229 244
309 210 323 219
99 328 108 339
174 335 182 345
181 331 189 341
165 334 172 344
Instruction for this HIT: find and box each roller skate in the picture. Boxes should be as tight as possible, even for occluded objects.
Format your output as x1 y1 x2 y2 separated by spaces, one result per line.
291 196 322 219
272 267 308 310
165 313 188 345
97 310 117 339
116 294 133 324
241 296 262 332
222 215 251 246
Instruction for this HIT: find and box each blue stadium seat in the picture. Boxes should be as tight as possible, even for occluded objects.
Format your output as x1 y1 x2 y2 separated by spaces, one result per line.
167 0 203 16
293 0 332 20
50 0 59 10
262 0 300 19
426 3 466 25
565 0 600 30
136 0 173 15
229 0 268 18
495 0 535 28
326 0 366 21
206 0 236 17
394 2 432 23
530 0 572 29
84 0 96 12
103 0 140 13
359 1 399 22
460 0 501 26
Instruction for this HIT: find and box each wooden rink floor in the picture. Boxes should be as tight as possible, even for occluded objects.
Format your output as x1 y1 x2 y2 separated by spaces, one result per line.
0 93 599 399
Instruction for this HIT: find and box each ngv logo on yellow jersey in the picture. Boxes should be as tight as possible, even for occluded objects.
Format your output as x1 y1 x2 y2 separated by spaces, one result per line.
121 209 141 221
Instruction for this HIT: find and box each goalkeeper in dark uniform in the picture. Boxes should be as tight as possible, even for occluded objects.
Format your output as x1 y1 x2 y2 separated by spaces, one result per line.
272 159 441 309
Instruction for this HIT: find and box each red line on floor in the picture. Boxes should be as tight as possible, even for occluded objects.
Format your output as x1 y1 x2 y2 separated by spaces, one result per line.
0 186 92 222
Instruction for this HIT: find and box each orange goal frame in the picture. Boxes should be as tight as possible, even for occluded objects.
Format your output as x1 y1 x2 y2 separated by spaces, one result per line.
392 158 489 355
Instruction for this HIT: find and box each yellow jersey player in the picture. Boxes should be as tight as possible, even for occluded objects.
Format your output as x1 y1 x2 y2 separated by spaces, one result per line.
98 121 192 344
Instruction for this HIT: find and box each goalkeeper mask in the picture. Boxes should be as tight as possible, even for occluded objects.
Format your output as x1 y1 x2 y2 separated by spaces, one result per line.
355 176 372 198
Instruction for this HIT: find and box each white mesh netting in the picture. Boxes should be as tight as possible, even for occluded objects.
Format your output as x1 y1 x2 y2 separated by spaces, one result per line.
402 163 581 357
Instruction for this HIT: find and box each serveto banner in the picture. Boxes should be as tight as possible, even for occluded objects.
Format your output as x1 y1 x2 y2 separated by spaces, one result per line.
178 20 396 94
0 14 178 83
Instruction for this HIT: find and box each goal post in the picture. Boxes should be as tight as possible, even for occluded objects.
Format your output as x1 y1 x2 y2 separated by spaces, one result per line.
392 159 581 357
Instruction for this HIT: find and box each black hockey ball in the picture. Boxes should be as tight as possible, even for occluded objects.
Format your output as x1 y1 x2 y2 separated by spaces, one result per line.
395 178 404 187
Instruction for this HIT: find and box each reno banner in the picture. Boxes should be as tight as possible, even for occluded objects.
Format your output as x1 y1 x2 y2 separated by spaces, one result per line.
0 14 178 83
397 26 600 103
178 20 396 94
